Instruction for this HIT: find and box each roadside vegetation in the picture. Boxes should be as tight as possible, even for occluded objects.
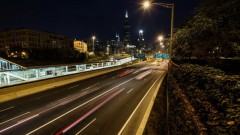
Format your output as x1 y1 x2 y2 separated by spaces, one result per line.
173 0 240 60
145 0 240 134
168 0 240 134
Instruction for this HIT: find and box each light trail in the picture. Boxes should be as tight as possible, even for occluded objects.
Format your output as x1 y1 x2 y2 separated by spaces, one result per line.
26 78 134 135
0 114 39 133
56 88 125 135
135 70 152 80
75 118 96 135
0 112 30 125
0 87 100 133
0 106 14 113
118 71 165 135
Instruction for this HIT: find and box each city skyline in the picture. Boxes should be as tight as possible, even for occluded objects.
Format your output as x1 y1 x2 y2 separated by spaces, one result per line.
0 0 199 43
0 1 239 135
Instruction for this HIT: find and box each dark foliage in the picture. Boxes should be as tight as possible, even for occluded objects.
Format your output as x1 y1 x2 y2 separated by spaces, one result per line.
0 51 8 58
169 64 240 134
28 48 87 63
173 0 240 59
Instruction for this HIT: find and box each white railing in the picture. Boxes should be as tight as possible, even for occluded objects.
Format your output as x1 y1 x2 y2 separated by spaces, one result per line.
0 57 26 71
0 57 136 87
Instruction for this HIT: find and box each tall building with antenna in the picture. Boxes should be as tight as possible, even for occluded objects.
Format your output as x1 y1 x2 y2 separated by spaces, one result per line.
123 10 131 48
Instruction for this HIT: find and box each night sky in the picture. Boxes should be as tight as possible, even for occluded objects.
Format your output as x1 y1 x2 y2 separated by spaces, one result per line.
0 0 199 44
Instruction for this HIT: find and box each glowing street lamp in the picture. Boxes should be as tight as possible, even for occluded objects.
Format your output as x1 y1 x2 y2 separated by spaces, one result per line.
158 35 164 53
158 35 163 42
143 1 151 9
142 1 174 61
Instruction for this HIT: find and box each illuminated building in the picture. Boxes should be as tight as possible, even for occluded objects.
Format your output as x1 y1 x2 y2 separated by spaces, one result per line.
138 30 145 51
73 40 88 53
123 10 131 47
0 28 72 52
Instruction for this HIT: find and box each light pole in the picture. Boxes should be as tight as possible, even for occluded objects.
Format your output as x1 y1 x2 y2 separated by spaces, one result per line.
143 1 174 61
92 36 96 54
142 2 174 135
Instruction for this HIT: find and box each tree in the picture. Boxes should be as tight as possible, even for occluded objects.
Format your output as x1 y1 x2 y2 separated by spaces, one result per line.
173 0 240 59
0 51 8 58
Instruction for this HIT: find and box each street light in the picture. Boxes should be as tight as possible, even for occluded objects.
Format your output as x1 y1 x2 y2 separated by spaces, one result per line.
142 1 174 61
158 35 163 43
92 36 96 54
142 2 174 134
143 1 151 9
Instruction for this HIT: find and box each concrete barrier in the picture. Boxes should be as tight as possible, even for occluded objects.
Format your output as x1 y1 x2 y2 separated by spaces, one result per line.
0 65 125 103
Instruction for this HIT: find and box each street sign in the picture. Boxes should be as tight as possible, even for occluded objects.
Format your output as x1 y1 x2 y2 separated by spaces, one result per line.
153 53 169 59
134 53 146 58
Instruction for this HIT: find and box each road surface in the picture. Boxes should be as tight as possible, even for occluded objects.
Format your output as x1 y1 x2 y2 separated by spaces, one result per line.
0 61 167 135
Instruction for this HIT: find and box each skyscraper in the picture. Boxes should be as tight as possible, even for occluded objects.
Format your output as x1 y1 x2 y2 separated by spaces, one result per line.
123 10 131 48
138 30 145 51
116 33 120 42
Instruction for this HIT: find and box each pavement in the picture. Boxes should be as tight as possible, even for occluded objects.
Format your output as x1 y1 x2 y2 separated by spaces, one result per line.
0 61 168 135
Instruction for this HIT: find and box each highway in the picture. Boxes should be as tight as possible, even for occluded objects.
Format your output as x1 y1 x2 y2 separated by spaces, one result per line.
0 61 167 135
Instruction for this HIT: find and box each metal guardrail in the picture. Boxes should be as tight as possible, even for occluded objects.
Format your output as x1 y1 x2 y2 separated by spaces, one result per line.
0 57 136 87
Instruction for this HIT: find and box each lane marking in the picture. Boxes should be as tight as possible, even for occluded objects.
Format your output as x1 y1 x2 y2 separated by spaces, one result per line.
0 114 39 133
17 114 39 124
0 106 14 113
0 122 22 133
57 88 125 135
135 70 152 80
1 84 103 133
2 65 152 134
0 64 153 134
76 118 96 135
81 83 99 91
118 71 165 135
68 85 79 89
127 89 133 94
0 112 30 125
0 86 100 133
26 78 134 135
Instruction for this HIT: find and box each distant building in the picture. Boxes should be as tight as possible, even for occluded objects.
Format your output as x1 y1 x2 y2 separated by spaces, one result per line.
110 40 116 54
123 10 131 48
90 40 107 55
0 28 72 52
137 30 145 51
73 40 88 53
123 10 137 54
116 33 120 42
111 33 124 54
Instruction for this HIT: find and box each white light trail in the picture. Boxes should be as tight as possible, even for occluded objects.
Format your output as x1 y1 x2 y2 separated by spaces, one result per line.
0 106 14 113
26 78 134 135
0 112 30 125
